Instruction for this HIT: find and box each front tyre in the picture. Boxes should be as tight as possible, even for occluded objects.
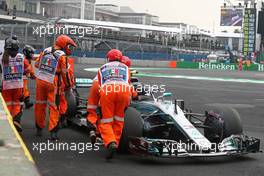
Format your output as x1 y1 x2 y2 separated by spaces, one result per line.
119 107 144 153
204 105 243 143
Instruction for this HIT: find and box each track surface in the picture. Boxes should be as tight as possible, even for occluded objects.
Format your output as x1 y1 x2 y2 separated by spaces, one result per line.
21 64 264 176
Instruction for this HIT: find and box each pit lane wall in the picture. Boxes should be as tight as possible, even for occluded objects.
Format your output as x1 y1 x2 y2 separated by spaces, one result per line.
76 57 264 72
0 94 40 176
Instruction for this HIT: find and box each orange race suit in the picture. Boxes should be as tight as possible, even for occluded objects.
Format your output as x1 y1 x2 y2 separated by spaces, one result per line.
23 58 35 105
97 61 133 147
1 53 32 130
34 47 72 132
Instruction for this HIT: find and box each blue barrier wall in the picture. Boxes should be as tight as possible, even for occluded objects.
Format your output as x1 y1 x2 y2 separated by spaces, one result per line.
35 50 207 61
71 50 208 61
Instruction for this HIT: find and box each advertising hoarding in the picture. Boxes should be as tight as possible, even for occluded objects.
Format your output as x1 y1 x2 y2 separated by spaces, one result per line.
243 8 257 57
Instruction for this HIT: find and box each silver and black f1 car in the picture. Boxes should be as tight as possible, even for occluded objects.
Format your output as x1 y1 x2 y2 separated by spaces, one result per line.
65 76 261 158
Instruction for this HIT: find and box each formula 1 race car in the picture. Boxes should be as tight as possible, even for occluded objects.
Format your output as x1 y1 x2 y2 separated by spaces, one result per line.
64 76 261 158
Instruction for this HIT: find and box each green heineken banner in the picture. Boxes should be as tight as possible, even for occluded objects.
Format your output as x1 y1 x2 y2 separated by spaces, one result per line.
175 61 264 72
198 62 236 71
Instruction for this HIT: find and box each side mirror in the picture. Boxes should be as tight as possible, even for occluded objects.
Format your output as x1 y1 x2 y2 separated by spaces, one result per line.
163 92 172 98
75 78 93 88
157 92 173 100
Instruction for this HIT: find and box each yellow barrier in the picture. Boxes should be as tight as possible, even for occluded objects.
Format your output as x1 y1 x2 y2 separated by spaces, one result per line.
0 94 35 163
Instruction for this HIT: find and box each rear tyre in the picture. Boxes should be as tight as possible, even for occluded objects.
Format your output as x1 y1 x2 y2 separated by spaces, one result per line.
66 119 72 127
65 90 77 118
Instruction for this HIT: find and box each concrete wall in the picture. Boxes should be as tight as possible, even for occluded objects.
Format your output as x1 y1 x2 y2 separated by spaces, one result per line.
0 94 40 176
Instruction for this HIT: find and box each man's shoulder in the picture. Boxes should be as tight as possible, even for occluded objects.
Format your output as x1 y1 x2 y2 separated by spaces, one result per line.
53 50 66 59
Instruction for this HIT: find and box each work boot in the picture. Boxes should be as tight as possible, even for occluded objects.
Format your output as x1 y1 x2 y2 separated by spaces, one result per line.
13 120 22 132
36 125 43 137
59 115 68 128
49 125 59 141
89 130 97 145
87 120 97 145
106 142 117 160
24 97 33 109
49 131 59 141
13 112 22 132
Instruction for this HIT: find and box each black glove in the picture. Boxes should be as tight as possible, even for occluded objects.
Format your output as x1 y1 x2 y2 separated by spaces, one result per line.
86 120 96 131
19 95 24 102
55 94 60 107
132 95 139 101
137 89 146 96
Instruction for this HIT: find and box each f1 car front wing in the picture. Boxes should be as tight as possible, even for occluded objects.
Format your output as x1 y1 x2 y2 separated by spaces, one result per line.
128 135 261 158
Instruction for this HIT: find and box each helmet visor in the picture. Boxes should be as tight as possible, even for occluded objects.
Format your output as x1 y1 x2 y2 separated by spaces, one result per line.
67 44 76 52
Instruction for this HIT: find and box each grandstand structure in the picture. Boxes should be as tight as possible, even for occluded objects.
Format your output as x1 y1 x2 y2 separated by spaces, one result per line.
0 0 243 60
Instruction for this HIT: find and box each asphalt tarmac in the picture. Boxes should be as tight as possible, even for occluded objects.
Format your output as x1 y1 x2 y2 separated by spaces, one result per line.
20 64 264 176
